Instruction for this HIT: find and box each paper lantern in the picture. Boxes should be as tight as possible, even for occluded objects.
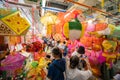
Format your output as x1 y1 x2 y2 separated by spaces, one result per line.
64 9 82 22
80 36 92 47
47 25 52 35
95 23 108 31
1 11 30 35
95 24 115 36
63 18 82 40
40 12 57 26
56 9 82 35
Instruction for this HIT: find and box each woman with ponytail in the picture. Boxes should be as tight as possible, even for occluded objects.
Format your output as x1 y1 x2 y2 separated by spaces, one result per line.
66 56 92 80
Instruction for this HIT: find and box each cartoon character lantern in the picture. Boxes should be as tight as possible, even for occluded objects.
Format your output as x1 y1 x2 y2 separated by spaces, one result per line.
63 18 83 40
57 9 85 40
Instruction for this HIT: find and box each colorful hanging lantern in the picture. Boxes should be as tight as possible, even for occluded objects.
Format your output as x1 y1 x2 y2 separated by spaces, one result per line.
40 12 58 36
40 12 58 26
63 18 82 40
95 23 108 31
90 23 115 37
56 9 83 35
1 11 30 35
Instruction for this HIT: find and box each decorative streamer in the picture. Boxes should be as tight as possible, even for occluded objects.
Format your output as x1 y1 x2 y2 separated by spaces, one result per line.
32 7 35 42
101 0 104 8
5 0 9 8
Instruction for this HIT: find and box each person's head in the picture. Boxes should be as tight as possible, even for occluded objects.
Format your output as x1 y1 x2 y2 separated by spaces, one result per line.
52 47 62 59
77 46 85 54
57 40 60 44
46 54 51 59
52 38 54 41
63 41 66 44
70 56 79 69
46 54 51 61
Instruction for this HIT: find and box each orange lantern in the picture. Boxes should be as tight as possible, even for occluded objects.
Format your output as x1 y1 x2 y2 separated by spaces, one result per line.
95 23 108 31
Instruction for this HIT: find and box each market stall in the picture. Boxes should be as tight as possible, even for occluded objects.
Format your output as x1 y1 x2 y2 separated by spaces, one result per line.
0 0 120 80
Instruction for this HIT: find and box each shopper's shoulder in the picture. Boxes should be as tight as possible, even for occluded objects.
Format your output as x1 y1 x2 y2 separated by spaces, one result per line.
61 58 66 61
49 61 56 67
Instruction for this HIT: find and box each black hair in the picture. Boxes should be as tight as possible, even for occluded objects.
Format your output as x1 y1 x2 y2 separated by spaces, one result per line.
52 47 62 58
63 41 66 44
57 41 60 44
70 56 79 69
77 46 85 54
46 55 51 59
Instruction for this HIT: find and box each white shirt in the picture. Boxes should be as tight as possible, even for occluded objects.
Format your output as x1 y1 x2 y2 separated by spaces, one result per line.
66 68 92 80
114 74 120 80
66 60 92 80
71 51 79 56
